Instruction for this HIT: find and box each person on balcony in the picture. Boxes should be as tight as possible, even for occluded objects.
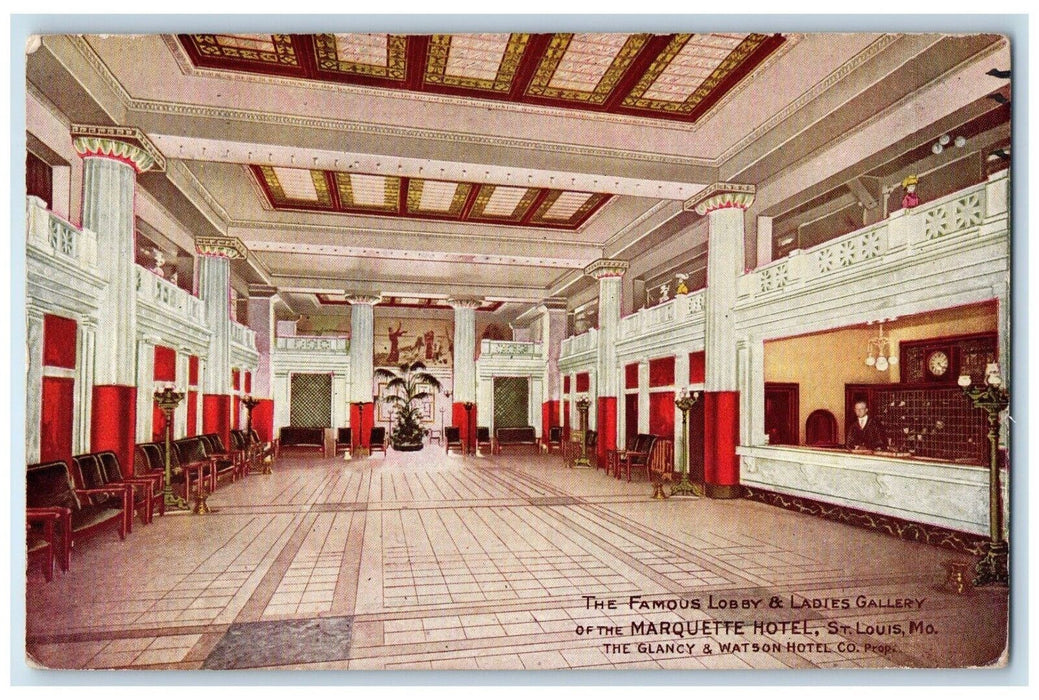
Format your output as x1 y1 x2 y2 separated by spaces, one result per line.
846 400 884 451
901 174 920 209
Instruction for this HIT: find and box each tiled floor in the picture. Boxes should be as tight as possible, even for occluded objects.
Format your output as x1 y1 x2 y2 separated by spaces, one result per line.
24 449 1008 671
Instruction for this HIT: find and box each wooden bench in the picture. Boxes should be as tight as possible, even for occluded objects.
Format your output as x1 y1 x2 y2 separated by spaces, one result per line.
494 426 539 454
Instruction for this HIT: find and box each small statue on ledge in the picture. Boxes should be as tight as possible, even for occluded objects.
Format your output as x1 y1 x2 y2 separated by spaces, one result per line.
658 282 671 304
901 174 920 210
675 273 690 295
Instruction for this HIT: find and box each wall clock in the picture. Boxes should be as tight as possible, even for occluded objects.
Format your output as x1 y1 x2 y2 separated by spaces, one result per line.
927 350 950 378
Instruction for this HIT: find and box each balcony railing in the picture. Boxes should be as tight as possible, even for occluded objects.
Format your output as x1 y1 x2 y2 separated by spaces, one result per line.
274 335 349 353
26 197 98 271
135 266 205 325
480 339 543 358
738 176 1003 302
231 321 257 351
560 327 598 358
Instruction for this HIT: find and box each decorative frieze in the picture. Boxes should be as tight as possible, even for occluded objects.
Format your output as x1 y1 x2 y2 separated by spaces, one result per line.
71 124 165 173
684 182 756 215
195 236 248 259
447 296 484 309
583 258 629 280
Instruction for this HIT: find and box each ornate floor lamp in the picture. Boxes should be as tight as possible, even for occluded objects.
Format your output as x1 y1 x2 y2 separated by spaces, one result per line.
154 386 189 512
958 364 1009 587
241 395 271 474
671 389 703 498
462 401 476 455
573 394 592 468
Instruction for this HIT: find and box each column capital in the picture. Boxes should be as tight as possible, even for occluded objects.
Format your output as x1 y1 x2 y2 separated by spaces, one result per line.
684 182 756 215
346 293 381 306
539 296 569 311
71 125 166 173
584 259 629 280
447 296 484 310
247 283 279 298
196 236 248 259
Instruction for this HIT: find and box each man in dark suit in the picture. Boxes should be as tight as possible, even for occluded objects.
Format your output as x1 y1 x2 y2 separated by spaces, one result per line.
846 400 884 451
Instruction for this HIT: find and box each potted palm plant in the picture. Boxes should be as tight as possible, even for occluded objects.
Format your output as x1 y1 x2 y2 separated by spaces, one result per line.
374 361 442 452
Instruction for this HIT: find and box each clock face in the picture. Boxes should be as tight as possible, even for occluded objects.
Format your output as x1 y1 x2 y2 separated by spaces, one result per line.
927 351 950 376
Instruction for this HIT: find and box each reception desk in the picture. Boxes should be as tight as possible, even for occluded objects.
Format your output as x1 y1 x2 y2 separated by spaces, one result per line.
738 445 1003 537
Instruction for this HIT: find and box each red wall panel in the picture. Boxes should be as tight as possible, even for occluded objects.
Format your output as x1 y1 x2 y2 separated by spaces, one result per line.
232 368 240 391
43 315 77 369
252 399 274 443
188 355 199 386
203 394 231 448
624 363 639 389
40 377 75 466
244 371 252 394
186 390 198 437
689 351 706 384
91 384 136 477
576 372 590 392
649 356 675 387
649 391 675 438
154 346 176 382
563 375 570 393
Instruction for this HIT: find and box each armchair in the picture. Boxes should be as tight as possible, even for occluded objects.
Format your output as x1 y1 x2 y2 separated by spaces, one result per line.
445 426 464 455
369 427 387 457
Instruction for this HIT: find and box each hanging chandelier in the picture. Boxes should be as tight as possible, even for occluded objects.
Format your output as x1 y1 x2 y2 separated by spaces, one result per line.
865 321 899 372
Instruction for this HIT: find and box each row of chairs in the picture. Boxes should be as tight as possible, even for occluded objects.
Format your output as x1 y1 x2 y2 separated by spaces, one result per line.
27 429 272 582
332 427 387 457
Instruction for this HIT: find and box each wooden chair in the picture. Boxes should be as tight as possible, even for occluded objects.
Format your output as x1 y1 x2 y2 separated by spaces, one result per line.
542 425 563 454
475 427 493 454
585 430 598 468
71 454 137 534
648 438 674 483
445 426 464 455
369 427 387 456
618 434 656 481
335 427 352 455
806 409 839 447
606 433 639 475
27 461 129 572
27 507 67 582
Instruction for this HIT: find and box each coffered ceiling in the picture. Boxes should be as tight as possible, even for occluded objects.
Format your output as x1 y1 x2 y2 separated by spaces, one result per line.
25 30 1010 323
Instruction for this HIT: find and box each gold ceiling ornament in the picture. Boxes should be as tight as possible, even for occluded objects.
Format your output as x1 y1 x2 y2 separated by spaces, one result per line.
583 258 629 280
684 182 756 215
71 125 166 173
195 236 248 259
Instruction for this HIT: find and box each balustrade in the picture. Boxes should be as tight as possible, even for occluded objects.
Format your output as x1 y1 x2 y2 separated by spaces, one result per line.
274 335 349 353
26 197 99 270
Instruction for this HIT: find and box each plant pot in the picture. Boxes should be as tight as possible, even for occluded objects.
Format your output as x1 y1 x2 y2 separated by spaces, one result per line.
392 441 424 452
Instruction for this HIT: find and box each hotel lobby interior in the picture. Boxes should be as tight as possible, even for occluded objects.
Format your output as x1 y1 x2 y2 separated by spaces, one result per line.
21 29 1013 673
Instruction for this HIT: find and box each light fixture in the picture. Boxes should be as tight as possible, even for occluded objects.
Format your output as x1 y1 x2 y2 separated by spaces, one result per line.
865 321 899 372
931 134 967 155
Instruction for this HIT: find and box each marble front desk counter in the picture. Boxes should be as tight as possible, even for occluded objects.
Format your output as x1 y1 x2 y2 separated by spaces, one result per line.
737 445 1005 536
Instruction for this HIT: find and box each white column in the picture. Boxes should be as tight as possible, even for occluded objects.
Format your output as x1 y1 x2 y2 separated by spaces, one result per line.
332 373 349 428
273 371 290 434
585 260 627 400
756 215 773 268
73 321 96 454
530 377 544 435
134 337 157 443
25 306 45 463
348 295 379 404
174 351 189 439
477 376 494 428
78 150 139 386
247 284 278 398
449 297 481 404
196 237 247 395
686 184 756 393
746 335 768 446
542 302 567 406
637 360 650 434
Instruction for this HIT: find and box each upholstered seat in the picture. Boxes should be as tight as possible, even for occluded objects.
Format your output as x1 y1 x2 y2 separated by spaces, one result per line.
494 426 539 454
542 425 563 453
335 427 352 455
369 427 387 456
475 427 493 454
617 434 656 481
28 461 128 572
444 426 464 455
27 507 67 582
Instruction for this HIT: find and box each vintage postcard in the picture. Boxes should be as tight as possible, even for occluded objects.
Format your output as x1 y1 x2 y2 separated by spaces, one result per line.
20 24 1014 674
